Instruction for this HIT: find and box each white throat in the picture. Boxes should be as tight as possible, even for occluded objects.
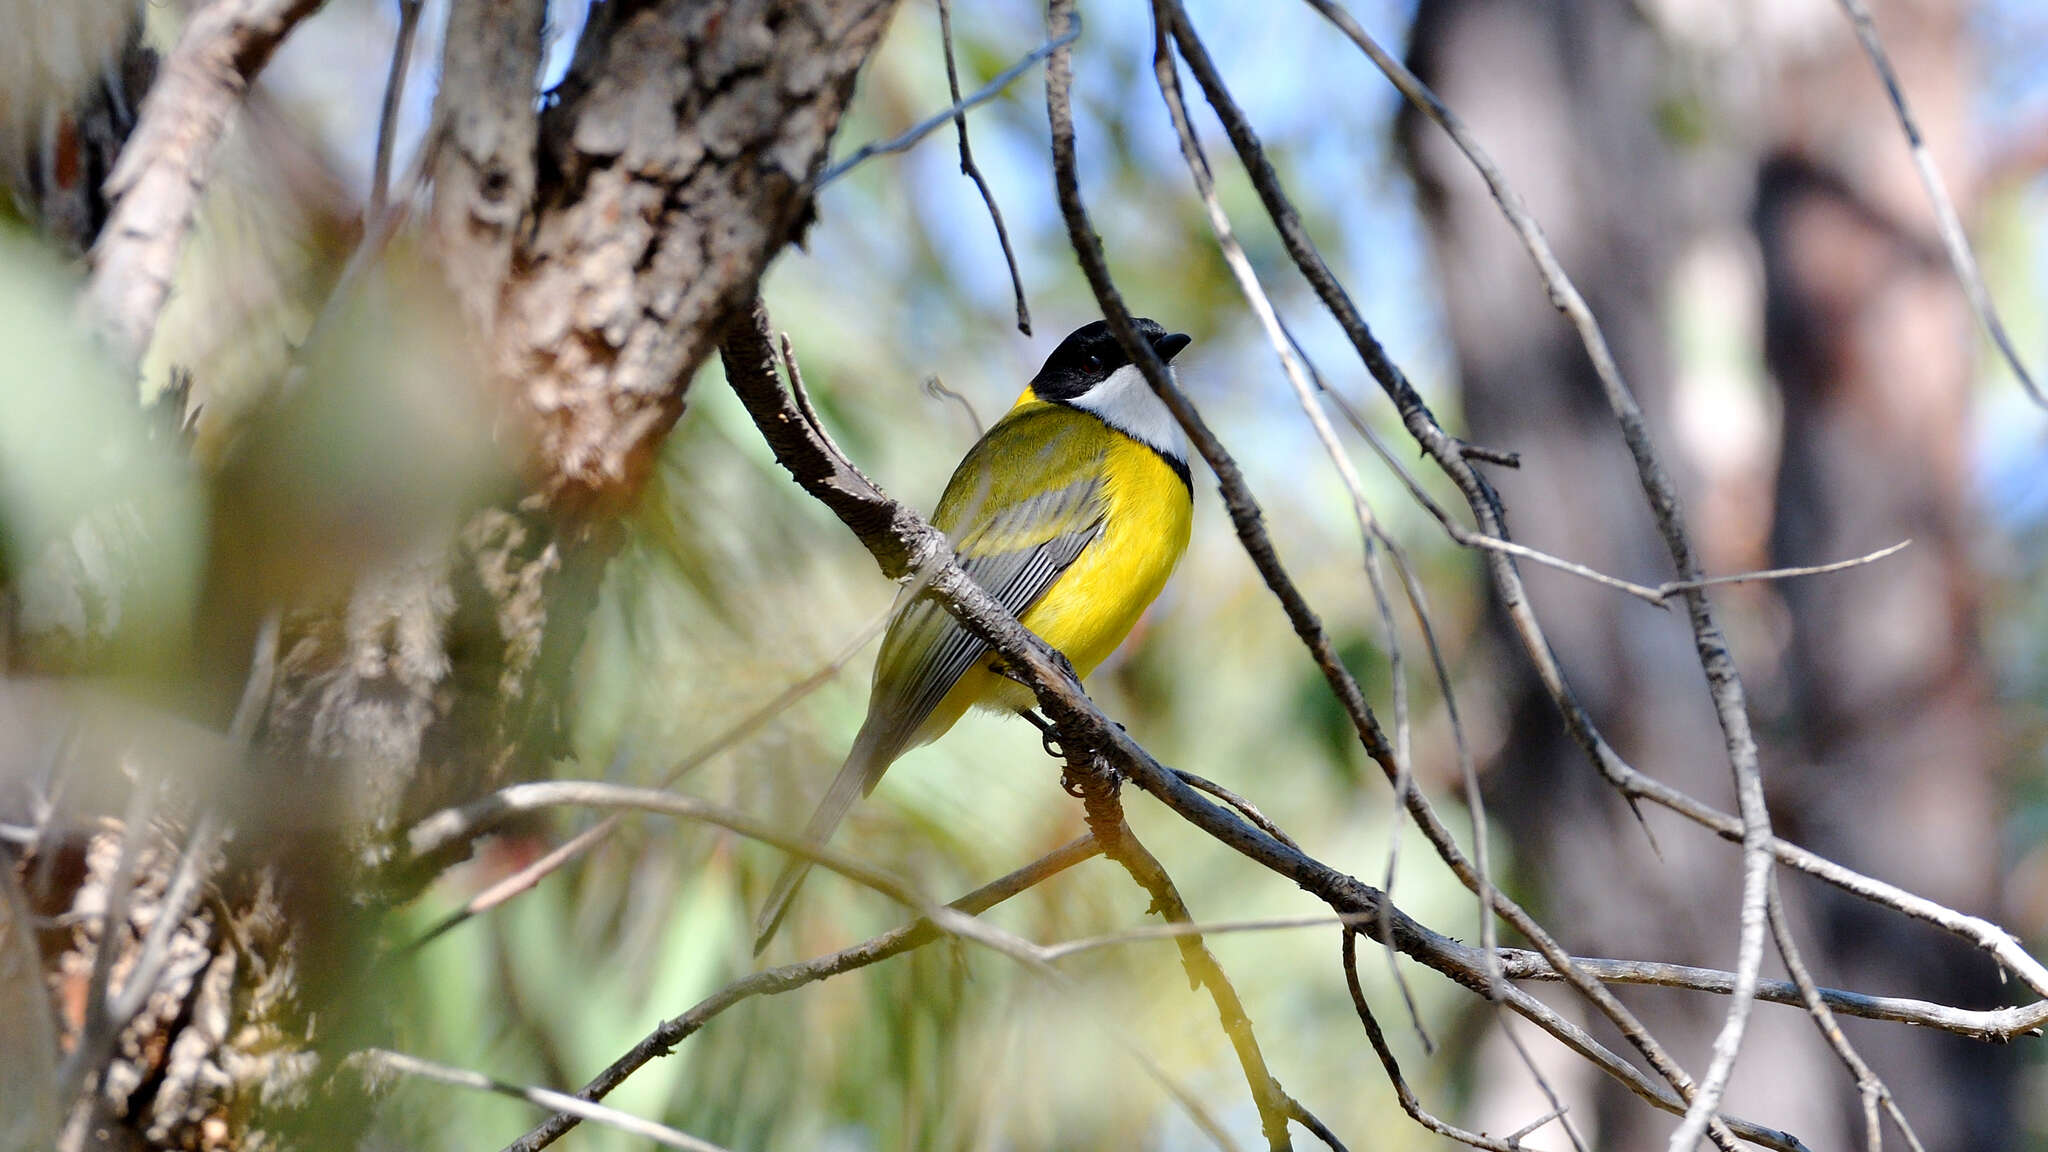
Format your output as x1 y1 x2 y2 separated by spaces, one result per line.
1065 363 1187 463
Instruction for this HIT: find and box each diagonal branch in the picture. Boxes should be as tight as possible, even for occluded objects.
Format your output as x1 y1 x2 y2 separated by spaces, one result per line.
1064 750 1295 1150
84 0 328 366
1830 0 2044 408
493 832 1102 1151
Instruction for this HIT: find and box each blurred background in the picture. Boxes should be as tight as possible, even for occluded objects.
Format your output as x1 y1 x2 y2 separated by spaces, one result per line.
6 0 2048 1148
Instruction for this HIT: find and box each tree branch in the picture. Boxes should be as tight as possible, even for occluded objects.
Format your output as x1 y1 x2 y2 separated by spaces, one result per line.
498 0 898 507
84 0 327 366
717 299 1808 1151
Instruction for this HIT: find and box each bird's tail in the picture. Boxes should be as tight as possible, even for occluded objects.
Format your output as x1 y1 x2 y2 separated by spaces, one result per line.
752 728 889 954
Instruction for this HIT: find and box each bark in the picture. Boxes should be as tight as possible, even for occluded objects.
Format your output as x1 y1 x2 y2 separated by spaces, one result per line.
426 0 545 340
10 1 902 1148
83 0 330 367
505 0 895 508
260 0 901 860
1400 0 2011 1145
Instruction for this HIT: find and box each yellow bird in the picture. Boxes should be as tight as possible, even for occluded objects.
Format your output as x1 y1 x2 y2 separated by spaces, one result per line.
754 318 1195 952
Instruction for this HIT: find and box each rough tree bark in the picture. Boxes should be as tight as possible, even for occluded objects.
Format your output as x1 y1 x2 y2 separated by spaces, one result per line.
1400 0 2011 1145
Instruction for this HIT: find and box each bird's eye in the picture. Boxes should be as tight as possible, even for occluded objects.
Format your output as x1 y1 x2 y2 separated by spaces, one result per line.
1084 354 1104 372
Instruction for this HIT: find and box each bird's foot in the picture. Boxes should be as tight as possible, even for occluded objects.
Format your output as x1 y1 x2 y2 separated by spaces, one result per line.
1018 708 1065 759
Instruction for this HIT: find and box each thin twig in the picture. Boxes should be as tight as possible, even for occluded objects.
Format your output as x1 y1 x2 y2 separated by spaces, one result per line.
1505 1104 1573 1146
813 17 1082 189
1762 875 1926 1152
1656 541 1912 600
1491 973 1808 1151
105 812 221 1028
1285 1097 1351 1152
1173 769 1298 851
1831 0 2043 407
937 0 1031 335
1341 930 1533 1152
924 374 986 439
361 1049 729 1152
660 607 891 787
779 331 868 488
402 817 616 953
1276 329 1472 1057
1497 1021 1592 1152
227 611 283 748
502 835 1098 1151
368 0 425 229
1041 909 2040 1040
1062 741 1295 1150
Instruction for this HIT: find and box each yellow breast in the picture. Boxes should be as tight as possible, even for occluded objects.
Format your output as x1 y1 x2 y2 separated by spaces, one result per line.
1014 433 1191 675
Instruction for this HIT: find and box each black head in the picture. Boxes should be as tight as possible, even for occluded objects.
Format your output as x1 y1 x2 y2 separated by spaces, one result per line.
1029 319 1191 402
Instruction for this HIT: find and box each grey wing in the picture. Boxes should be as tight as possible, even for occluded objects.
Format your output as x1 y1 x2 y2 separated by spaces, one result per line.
851 479 1106 786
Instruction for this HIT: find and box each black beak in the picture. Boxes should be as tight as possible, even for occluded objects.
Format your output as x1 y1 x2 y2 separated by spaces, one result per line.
1154 332 1192 363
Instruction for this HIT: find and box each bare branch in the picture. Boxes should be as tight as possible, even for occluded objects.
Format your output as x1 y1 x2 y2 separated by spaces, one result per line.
1044 910 2042 1044
812 16 1081 189
1115 8 1747 1144
1763 876 1927 1152
1061 745 1295 1150
1342 930 1526 1152
1497 948 2045 1043
1830 0 2044 407
83 0 328 366
360 1049 730 1152
1289 9 1779 1139
497 834 1099 1151
367 0 424 229
937 0 1032 335
1148 28 1444 1048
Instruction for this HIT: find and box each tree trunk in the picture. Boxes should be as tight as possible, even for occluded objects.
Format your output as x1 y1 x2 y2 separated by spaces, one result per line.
1400 0 2012 1145
6 1 900 1147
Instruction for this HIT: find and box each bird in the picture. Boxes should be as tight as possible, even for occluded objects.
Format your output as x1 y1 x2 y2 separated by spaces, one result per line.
753 318 1195 953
